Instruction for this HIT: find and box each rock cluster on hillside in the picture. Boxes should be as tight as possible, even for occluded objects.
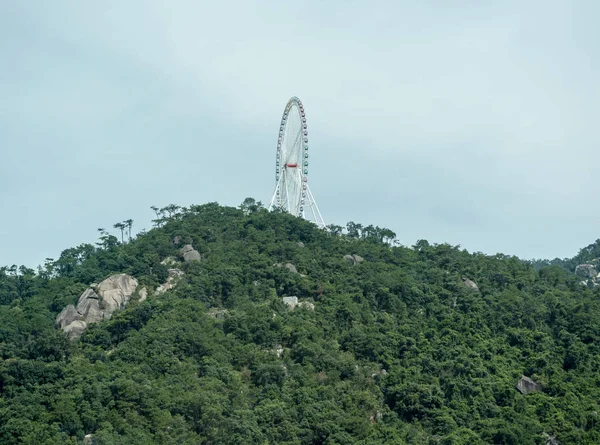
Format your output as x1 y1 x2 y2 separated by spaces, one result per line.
56 274 138 340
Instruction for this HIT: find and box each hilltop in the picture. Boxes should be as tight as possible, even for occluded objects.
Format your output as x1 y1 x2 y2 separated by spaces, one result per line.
1 200 599 444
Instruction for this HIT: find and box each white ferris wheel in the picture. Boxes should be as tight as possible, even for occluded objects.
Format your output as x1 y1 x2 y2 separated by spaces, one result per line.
268 97 325 228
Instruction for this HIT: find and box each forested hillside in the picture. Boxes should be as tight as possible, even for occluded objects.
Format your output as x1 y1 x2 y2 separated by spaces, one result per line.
1 201 600 444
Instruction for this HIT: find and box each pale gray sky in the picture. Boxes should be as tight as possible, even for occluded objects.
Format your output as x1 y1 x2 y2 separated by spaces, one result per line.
1 1 599 267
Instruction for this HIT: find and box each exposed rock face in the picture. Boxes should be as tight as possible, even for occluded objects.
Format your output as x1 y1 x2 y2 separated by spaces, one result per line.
344 254 364 265
138 287 148 302
155 269 184 294
297 242 305 248
160 256 178 266
274 262 301 275
273 344 284 358
172 236 182 245
516 376 542 394
63 320 88 340
56 305 83 330
576 264 597 279
180 244 201 262
56 274 138 340
96 274 139 319
76 289 103 323
282 296 314 311
283 296 298 309
462 278 480 292
83 434 94 445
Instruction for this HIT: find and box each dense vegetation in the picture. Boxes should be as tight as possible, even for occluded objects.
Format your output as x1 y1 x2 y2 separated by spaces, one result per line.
1 200 600 444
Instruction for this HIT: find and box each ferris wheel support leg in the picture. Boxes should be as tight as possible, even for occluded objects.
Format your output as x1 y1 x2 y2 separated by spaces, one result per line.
269 172 285 211
305 184 326 228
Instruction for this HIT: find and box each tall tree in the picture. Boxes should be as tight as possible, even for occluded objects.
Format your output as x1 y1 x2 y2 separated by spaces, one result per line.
124 219 134 241
113 222 126 244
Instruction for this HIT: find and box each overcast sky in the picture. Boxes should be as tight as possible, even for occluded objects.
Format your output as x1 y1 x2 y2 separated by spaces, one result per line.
1 1 599 268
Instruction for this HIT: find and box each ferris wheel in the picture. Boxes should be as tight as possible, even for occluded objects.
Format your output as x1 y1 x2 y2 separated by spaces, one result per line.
268 97 325 228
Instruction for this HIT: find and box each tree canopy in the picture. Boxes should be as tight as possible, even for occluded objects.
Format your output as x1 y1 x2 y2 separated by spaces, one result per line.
0 200 598 444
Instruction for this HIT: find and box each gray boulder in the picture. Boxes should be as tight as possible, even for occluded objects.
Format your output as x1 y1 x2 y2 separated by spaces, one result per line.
283 296 314 311
63 320 87 341
274 262 301 275
576 264 596 279
343 254 364 265
180 244 201 262
56 305 83 330
462 278 480 292
155 268 184 294
138 287 148 302
96 274 139 319
76 289 103 324
283 296 299 309
298 301 315 311
516 375 542 394
56 274 139 340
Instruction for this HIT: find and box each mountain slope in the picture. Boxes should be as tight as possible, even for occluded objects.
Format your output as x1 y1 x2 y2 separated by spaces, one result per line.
0 202 599 444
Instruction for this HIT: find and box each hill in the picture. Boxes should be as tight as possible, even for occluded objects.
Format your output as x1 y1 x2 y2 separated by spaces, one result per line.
1 201 599 444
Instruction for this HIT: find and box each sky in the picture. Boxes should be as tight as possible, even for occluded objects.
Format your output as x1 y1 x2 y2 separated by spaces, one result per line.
1 1 599 268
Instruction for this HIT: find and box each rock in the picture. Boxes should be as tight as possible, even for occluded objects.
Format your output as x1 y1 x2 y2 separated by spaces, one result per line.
83 434 93 445
298 301 315 311
297 242 305 248
76 289 103 324
283 297 314 311
155 269 184 294
183 250 201 262
462 278 480 292
274 262 301 275
180 244 201 262
138 287 148 302
283 296 298 309
343 254 355 264
57 274 138 340
172 236 182 245
56 305 83 330
160 256 178 266
63 320 87 340
542 432 559 445
343 254 364 265
96 274 139 319
274 344 284 358
516 375 542 394
576 264 596 279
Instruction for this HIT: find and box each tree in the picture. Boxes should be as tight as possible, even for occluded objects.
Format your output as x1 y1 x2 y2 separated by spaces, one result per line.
124 219 134 241
113 222 126 244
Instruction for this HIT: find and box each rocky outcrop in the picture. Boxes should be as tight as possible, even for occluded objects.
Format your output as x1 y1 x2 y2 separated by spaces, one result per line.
462 278 480 292
56 305 83 330
343 254 364 265
282 296 315 311
516 375 542 394
180 244 201 262
138 287 148 302
575 263 596 278
96 274 138 319
160 256 178 266
155 269 184 294
274 262 303 275
283 296 298 308
56 274 138 340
